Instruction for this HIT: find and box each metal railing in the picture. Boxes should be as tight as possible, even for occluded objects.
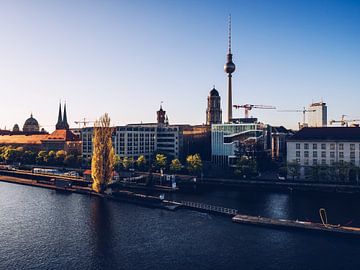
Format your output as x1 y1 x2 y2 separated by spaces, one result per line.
181 201 238 215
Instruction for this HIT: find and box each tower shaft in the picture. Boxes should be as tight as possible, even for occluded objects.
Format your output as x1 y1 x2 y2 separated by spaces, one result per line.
227 74 233 122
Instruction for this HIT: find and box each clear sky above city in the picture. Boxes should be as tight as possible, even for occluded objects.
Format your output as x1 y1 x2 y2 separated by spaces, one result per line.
0 0 359 130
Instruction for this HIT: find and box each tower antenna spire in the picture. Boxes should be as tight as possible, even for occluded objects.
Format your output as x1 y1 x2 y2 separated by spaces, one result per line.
228 14 232 54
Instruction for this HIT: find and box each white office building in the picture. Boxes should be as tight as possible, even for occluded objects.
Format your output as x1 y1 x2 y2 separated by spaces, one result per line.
287 127 360 179
82 124 182 161
308 102 327 127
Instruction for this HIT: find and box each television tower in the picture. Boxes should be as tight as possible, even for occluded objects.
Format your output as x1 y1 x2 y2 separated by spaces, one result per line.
224 15 236 122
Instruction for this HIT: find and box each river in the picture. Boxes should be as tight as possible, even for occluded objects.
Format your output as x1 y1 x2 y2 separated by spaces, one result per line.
0 182 360 270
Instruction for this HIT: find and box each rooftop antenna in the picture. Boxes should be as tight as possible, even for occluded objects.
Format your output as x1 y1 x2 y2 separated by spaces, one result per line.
228 14 232 54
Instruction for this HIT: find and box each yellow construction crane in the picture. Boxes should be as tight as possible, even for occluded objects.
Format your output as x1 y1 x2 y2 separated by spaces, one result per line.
330 115 360 127
74 118 95 128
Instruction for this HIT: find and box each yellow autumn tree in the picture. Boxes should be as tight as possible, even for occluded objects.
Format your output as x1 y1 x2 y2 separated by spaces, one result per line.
91 113 115 193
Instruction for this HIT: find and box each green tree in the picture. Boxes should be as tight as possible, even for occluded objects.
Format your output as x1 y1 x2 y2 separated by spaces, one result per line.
55 150 66 165
170 159 182 173
45 150 56 164
186 154 203 175
36 150 47 164
114 154 122 172
287 161 300 181
91 113 115 193
155 154 167 170
64 154 77 167
234 156 257 179
4 147 23 163
136 155 146 171
23 150 36 164
122 156 131 170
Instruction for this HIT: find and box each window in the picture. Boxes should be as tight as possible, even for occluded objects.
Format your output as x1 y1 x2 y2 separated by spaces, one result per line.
330 152 335 158
296 158 301 163
321 159 326 165
339 152 344 159
330 159 335 165
304 143 309 150
296 151 300 157
304 151 309 158
304 159 309 166
350 152 355 159
296 143 300 149
321 144 326 150
321 151 326 158
350 159 355 165
313 144 317 150
350 144 355 151
313 159 318 165
330 144 335 150
339 143 344 150
313 151 317 158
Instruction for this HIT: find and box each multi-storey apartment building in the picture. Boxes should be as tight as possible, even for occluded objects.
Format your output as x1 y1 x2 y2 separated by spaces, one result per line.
287 127 360 178
82 124 182 161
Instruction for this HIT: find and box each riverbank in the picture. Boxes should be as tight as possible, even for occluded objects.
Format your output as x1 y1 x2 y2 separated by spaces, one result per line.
2 173 360 237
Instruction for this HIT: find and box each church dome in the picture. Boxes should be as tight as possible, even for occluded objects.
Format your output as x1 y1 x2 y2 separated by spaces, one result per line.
210 87 219 97
23 114 40 133
13 124 20 132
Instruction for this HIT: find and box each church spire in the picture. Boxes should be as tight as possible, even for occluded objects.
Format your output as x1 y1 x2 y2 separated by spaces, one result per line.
63 101 69 130
56 101 63 130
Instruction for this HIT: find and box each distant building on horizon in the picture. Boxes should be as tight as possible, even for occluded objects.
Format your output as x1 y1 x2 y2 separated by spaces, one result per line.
0 102 81 154
307 101 327 127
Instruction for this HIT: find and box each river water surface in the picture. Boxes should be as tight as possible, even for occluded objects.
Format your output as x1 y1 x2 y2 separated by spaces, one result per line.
1 182 360 270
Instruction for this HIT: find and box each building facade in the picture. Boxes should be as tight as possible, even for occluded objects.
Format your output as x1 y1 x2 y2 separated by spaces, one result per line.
308 101 327 127
211 119 265 166
206 87 222 125
0 102 81 154
287 127 360 179
82 124 182 161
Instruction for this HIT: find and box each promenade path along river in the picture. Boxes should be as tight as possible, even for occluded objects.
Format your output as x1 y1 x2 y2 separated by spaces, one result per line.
1 181 360 270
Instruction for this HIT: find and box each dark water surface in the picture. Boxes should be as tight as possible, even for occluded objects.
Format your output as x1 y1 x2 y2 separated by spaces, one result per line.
1 182 360 270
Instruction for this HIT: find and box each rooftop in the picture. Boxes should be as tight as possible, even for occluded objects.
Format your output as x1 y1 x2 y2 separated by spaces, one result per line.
288 127 360 141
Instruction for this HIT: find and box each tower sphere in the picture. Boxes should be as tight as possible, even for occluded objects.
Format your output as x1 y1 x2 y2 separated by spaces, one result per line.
224 61 236 74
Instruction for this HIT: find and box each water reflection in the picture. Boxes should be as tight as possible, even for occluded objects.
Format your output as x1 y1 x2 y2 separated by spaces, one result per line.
90 197 116 269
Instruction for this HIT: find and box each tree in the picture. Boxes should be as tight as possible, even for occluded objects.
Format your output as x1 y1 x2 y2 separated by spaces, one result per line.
234 156 257 179
155 154 167 170
170 159 182 173
91 113 115 193
55 150 66 165
45 150 56 164
186 154 203 175
37 151 47 164
64 154 77 167
287 161 300 181
4 147 23 163
114 154 122 172
23 150 36 164
122 157 131 170
136 155 146 171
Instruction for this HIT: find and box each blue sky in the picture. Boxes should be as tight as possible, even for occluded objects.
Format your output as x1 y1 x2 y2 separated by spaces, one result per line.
0 0 359 130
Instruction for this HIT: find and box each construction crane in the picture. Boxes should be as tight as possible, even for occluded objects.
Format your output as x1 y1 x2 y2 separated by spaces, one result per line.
330 115 360 127
277 107 316 127
74 118 95 128
233 104 276 118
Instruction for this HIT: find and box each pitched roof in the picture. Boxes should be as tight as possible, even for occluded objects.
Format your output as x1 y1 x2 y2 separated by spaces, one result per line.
44 129 78 141
288 127 360 141
0 134 48 145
